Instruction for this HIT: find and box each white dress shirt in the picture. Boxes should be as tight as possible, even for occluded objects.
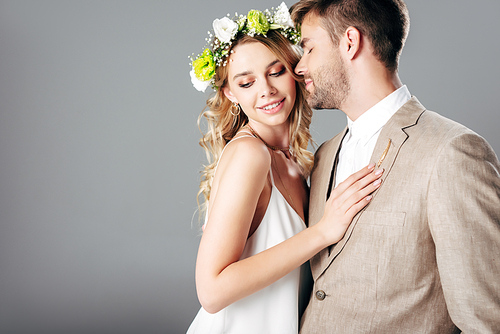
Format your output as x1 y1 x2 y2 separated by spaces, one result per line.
334 85 411 188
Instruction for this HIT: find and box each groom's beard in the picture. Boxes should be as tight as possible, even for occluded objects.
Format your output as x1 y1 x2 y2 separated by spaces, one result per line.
307 51 350 110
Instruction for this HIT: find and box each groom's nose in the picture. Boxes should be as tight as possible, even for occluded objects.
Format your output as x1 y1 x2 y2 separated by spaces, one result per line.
295 56 307 76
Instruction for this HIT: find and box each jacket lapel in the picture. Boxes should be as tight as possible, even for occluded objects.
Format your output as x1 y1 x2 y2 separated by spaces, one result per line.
309 127 347 277
313 97 427 280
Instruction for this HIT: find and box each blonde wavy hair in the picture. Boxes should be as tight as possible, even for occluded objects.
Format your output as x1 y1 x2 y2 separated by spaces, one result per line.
197 30 314 216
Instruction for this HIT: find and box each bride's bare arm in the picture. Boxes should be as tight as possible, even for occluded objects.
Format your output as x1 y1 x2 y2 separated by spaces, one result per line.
195 139 382 314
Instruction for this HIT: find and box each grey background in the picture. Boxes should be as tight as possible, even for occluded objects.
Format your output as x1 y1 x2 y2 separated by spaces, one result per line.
0 0 498 333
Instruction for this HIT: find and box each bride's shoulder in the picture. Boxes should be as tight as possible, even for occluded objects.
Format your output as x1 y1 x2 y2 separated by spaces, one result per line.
219 132 271 171
228 131 269 157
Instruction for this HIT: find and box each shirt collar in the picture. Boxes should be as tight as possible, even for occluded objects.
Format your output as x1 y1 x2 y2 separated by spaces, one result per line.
346 85 411 144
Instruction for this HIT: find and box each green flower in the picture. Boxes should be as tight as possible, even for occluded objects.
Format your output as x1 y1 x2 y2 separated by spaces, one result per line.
247 10 270 35
192 49 215 82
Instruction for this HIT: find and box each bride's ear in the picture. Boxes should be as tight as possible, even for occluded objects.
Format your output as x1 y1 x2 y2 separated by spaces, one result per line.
223 87 237 104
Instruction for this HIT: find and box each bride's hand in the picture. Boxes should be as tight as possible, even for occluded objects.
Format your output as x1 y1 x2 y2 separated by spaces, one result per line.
316 164 383 245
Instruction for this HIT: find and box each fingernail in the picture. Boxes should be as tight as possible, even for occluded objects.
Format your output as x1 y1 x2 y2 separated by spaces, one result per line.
368 163 375 170
366 195 373 201
373 179 381 186
374 169 384 176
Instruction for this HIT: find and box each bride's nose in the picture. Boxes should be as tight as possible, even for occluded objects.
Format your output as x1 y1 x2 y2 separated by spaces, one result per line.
260 80 277 98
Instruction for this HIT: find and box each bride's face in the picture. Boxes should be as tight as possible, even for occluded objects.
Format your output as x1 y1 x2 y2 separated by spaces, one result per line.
223 42 296 129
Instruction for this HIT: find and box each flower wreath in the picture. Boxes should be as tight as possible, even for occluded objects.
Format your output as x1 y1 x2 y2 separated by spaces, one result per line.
189 2 300 92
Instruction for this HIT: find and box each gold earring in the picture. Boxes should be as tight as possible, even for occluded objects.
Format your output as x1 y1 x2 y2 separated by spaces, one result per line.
231 102 241 116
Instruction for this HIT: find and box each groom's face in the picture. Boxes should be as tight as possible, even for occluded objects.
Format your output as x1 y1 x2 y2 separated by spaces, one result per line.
295 15 350 110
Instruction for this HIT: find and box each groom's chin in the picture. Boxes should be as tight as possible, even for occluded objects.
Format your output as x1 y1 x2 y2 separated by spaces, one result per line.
308 98 331 110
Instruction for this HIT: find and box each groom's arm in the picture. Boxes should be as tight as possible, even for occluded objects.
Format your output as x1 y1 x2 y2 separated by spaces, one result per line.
428 130 500 333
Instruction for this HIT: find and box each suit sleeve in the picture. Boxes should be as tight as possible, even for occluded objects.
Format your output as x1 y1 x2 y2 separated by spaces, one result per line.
428 131 500 333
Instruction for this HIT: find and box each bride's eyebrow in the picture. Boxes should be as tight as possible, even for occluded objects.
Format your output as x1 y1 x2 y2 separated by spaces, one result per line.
232 59 281 80
233 70 252 80
267 59 280 68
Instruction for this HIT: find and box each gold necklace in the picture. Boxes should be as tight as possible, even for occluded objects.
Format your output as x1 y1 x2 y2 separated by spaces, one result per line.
245 125 290 152
245 125 297 211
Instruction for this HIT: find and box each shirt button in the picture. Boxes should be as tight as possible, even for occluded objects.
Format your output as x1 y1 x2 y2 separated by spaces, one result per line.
315 290 326 301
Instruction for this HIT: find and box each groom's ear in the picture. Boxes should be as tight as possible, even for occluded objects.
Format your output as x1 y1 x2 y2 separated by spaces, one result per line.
344 26 361 60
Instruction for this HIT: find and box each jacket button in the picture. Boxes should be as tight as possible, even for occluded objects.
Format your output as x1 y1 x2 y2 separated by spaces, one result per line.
315 290 326 300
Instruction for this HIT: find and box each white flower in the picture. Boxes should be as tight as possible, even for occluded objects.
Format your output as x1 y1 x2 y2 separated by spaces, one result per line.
273 2 294 28
213 17 238 43
190 69 211 92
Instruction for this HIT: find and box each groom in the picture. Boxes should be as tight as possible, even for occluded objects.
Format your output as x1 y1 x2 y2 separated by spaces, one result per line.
291 0 500 333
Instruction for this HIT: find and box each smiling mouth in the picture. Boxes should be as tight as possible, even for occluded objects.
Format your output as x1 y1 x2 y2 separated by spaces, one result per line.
260 98 285 111
262 101 282 110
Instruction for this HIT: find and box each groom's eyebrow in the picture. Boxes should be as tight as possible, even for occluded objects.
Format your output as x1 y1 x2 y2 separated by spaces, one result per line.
300 38 310 49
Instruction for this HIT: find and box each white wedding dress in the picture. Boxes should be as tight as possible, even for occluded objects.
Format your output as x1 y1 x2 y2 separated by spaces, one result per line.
187 136 306 334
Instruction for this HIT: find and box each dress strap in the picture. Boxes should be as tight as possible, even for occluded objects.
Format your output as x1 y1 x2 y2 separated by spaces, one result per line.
230 134 255 141
233 130 255 140
268 162 275 187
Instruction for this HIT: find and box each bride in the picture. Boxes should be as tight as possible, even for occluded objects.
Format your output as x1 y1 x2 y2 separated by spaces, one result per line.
187 3 383 333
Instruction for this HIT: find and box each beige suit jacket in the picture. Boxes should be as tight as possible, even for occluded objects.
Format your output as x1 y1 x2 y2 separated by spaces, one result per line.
300 97 500 333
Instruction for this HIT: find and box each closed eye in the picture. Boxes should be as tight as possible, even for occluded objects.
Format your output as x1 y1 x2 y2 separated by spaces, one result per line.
239 81 253 88
270 67 286 77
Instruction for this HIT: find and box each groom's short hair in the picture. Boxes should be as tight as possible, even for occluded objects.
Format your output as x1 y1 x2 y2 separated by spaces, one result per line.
291 0 409 72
